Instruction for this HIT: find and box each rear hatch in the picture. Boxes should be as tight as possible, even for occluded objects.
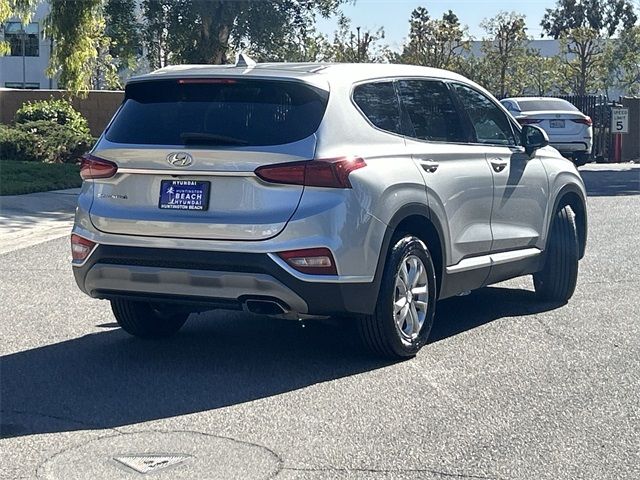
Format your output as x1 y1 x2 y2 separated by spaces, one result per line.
89 77 328 240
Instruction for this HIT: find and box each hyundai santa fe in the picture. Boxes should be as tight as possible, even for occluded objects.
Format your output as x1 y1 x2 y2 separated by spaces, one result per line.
72 60 587 359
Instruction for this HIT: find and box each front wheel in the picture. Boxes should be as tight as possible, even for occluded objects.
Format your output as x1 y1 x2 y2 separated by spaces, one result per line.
533 205 579 302
111 299 189 338
358 235 437 359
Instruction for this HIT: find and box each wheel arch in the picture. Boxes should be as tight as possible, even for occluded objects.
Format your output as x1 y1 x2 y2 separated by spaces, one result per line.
376 204 446 298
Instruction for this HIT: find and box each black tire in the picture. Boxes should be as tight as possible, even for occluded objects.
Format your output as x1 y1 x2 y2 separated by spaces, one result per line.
533 205 579 302
357 235 437 359
111 299 188 338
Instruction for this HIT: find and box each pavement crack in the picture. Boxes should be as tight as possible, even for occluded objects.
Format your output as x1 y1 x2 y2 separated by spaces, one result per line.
283 466 499 479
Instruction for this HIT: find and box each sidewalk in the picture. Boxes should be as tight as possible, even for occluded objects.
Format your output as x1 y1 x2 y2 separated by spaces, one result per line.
0 188 80 255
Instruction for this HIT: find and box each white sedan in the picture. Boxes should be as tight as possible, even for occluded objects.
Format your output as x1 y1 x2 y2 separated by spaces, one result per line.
501 97 593 166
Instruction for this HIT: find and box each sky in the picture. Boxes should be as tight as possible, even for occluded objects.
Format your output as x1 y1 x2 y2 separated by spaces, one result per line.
316 0 559 51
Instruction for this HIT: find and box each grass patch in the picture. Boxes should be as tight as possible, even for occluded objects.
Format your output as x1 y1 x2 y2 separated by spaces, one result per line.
0 160 82 196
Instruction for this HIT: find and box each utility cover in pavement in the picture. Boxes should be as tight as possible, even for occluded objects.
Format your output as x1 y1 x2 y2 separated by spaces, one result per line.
37 431 281 479
113 454 191 474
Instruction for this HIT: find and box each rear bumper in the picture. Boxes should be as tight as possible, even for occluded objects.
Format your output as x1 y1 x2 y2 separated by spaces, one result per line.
550 141 592 154
73 245 379 316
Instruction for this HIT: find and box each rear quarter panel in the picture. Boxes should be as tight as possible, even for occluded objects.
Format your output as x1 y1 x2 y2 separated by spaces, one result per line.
311 75 431 277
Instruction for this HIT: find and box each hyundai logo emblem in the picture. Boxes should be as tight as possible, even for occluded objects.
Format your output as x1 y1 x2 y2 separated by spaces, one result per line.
167 152 193 167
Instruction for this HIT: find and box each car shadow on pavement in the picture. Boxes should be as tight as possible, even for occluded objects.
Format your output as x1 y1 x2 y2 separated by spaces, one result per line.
1 286 562 440
580 167 640 196
429 286 563 343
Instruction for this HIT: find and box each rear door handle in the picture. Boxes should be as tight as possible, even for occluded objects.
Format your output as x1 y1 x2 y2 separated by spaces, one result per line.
490 159 508 173
418 160 439 173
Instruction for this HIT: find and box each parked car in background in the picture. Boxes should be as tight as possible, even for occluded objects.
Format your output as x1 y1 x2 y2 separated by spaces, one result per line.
501 97 593 166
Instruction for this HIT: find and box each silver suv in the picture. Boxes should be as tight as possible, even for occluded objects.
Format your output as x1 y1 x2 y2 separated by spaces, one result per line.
72 61 587 359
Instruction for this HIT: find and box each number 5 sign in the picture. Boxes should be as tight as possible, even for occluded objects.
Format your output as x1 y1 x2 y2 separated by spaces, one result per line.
611 108 629 134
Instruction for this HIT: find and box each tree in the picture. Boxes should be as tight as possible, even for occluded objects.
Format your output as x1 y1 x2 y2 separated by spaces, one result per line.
141 0 350 69
452 54 494 90
2 0 351 93
521 51 564 96
46 0 105 94
326 14 386 62
480 11 530 97
250 27 332 63
104 0 140 72
606 25 640 95
541 0 638 95
396 7 469 70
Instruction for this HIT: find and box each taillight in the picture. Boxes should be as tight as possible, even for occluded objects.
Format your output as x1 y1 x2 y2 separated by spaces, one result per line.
517 118 542 125
572 117 593 126
277 247 337 275
71 234 96 262
255 157 366 189
80 154 118 180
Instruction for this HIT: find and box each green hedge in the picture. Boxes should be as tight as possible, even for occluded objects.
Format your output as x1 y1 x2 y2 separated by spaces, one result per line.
0 99 94 164
14 98 90 134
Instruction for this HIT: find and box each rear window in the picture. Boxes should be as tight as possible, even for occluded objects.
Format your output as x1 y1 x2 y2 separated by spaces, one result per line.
516 99 579 112
105 79 329 146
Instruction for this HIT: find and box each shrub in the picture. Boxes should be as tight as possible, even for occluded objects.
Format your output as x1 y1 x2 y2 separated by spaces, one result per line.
0 124 39 162
14 98 90 135
0 121 93 163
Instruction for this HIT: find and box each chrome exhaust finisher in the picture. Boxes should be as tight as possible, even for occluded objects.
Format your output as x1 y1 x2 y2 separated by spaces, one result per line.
242 298 290 316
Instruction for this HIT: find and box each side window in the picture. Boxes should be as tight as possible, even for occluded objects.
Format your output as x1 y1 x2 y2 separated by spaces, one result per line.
353 82 402 135
397 80 468 143
453 84 517 146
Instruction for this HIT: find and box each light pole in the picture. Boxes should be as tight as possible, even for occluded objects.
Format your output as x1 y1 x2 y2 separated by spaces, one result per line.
20 26 26 88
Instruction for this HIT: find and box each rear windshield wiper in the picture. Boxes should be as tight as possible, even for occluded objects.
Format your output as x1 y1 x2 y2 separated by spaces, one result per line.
180 132 249 146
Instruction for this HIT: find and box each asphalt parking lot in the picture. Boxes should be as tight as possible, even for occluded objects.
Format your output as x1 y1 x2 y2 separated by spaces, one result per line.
1 164 639 480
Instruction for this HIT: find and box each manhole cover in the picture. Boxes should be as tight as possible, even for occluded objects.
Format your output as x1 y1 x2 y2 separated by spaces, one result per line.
38 431 281 479
113 454 192 474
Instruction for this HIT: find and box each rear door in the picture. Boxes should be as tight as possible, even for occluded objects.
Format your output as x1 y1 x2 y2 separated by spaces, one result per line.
397 79 495 267
89 78 328 240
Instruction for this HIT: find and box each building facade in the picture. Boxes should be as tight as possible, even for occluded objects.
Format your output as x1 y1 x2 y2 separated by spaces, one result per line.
0 3 57 89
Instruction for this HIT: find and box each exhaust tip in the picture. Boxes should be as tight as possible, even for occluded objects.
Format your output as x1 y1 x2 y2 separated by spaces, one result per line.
243 299 289 316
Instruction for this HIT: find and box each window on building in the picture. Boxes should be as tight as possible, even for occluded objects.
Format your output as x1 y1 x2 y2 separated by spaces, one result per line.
3 22 39 57
5 82 40 89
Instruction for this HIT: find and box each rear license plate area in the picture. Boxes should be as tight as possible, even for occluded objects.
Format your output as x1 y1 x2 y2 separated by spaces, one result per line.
159 180 210 211
550 120 565 128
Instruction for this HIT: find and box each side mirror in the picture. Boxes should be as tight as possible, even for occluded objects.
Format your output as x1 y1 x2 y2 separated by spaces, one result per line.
521 125 549 156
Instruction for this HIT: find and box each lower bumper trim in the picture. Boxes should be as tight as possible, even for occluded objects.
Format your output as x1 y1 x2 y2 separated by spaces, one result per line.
73 245 380 316
85 264 309 314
